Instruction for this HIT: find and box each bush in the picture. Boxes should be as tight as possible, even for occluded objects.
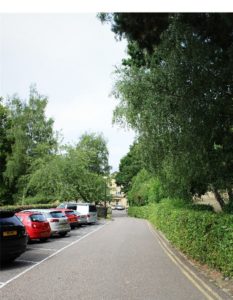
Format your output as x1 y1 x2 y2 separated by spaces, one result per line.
128 198 233 277
0 203 58 213
127 170 166 206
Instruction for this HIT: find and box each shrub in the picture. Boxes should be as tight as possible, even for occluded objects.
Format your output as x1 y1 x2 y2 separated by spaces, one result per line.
0 203 58 213
127 170 166 206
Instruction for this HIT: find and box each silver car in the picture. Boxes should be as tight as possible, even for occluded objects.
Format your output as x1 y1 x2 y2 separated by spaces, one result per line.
24 209 71 237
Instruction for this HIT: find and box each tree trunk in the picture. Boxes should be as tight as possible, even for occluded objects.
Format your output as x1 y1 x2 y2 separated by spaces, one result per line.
213 188 225 209
227 187 233 206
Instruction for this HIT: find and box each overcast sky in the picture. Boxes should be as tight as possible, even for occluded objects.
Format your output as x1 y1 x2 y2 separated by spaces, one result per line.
0 13 135 172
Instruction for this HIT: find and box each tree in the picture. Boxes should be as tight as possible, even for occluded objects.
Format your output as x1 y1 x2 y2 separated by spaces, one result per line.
4 86 58 203
102 13 233 208
115 141 143 193
76 132 110 175
0 100 12 204
25 133 111 204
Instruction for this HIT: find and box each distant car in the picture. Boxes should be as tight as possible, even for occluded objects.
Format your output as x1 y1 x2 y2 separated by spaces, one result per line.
0 210 28 263
16 211 51 242
115 204 125 210
57 202 98 224
24 209 71 237
53 208 79 229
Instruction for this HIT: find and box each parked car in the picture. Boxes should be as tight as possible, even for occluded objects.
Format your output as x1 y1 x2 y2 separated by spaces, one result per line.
115 204 125 210
16 211 51 242
24 209 71 237
57 202 98 224
53 208 79 229
0 210 28 263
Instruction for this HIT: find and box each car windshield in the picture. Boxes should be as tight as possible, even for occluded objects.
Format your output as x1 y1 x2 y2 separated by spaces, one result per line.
67 205 77 210
49 211 65 218
0 215 23 226
30 214 46 222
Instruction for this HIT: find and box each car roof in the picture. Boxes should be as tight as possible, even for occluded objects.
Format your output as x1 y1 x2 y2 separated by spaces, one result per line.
22 209 61 214
17 210 43 214
60 202 93 205
54 208 74 212
0 210 15 218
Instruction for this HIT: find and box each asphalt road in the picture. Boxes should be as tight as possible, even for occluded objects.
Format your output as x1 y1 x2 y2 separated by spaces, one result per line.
0 210 230 300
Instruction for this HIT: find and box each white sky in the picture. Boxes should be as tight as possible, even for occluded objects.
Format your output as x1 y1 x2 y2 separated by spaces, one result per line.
0 13 135 172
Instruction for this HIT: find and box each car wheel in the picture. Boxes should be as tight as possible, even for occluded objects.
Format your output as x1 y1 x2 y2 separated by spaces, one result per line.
27 238 33 244
40 238 48 242
59 232 67 237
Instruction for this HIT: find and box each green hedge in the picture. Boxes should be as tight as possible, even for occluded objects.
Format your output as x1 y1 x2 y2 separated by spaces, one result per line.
0 203 58 212
128 199 233 277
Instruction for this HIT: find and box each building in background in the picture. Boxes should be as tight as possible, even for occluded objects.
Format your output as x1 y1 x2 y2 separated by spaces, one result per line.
109 179 128 208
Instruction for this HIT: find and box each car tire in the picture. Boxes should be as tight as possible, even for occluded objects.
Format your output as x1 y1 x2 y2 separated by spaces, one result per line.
40 238 48 242
59 232 67 237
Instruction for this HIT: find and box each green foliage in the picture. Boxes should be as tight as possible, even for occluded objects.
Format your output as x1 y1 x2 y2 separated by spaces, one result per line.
76 132 110 175
0 203 58 212
115 141 143 193
0 100 12 204
1 86 58 203
128 199 233 277
127 169 166 206
0 87 111 205
24 133 110 204
109 14 233 208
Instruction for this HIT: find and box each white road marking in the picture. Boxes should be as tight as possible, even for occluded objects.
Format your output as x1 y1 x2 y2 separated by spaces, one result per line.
0 224 105 290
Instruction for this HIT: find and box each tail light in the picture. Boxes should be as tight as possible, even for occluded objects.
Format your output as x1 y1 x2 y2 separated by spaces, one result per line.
32 224 37 228
50 218 59 222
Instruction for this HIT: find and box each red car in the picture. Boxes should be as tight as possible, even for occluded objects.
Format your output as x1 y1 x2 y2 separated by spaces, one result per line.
16 211 51 242
54 209 79 229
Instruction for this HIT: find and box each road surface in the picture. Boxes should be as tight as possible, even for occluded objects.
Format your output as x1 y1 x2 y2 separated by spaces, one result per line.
0 210 230 299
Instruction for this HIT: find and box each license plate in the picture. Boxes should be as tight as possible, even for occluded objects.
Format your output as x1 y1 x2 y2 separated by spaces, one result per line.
3 230 17 237
40 232 48 237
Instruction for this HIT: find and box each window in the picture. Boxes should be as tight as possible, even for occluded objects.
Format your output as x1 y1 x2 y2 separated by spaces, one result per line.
89 205 97 212
65 211 75 216
30 214 46 222
49 211 65 218
67 205 77 210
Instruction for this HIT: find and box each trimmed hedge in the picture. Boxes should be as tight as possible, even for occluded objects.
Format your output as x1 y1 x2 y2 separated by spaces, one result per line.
0 203 58 212
128 199 233 277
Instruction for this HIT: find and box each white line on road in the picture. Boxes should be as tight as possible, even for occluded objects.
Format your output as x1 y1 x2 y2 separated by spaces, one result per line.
0 224 105 290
